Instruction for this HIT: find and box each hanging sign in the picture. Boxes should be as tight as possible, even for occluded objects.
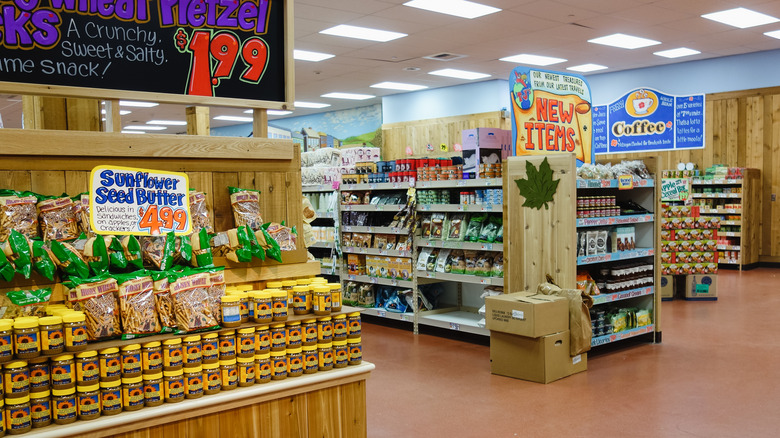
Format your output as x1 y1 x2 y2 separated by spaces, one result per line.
509 67 593 165
617 175 634 190
0 0 289 106
592 88 705 154
89 166 191 236
661 178 691 202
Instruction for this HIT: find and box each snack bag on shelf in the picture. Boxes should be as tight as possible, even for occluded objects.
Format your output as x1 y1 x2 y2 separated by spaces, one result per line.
152 270 176 331
67 275 122 341
37 195 80 242
188 190 213 233
0 288 52 318
169 269 218 332
0 190 40 241
116 271 161 337
50 239 90 279
80 235 110 276
228 186 263 230
478 215 502 243
2 230 34 279
120 235 144 271
190 228 214 268
464 214 486 242
266 222 296 252
141 234 176 271
207 266 226 324
173 234 193 266
0 246 16 281
74 193 94 238
31 240 56 281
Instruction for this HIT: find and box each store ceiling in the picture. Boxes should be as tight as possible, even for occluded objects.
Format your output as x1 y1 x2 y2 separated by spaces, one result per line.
1 0 780 133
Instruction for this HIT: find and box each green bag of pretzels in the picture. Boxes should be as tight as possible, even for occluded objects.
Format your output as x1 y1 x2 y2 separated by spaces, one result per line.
31 240 56 281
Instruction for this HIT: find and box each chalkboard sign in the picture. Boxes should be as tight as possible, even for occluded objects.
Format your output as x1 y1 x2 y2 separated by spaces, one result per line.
0 0 291 108
592 88 705 154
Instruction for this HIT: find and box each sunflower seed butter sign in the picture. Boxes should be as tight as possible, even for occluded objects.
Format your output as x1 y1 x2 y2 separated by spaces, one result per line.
89 166 191 236
510 67 594 165
0 0 286 103
592 88 705 154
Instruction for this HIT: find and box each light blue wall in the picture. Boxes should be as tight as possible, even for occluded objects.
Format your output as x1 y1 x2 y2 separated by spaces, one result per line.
382 79 510 124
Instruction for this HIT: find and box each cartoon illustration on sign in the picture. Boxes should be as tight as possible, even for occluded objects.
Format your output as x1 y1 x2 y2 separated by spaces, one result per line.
627 89 658 117
509 67 593 165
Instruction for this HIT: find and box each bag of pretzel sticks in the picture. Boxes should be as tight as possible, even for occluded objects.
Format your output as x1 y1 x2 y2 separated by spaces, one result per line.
190 228 214 268
66 275 122 341
141 234 175 271
37 195 79 242
169 269 219 333
151 270 176 331
119 235 143 271
73 193 94 238
189 190 213 233
0 190 40 241
206 266 226 323
228 186 263 230
2 230 34 279
50 239 90 279
115 271 161 338
31 240 56 281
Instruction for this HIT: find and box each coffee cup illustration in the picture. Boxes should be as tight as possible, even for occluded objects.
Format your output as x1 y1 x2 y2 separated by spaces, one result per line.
632 97 654 114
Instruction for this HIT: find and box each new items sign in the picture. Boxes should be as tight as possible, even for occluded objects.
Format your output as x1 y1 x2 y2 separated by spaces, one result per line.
0 0 288 105
90 166 191 236
593 89 705 154
509 67 594 165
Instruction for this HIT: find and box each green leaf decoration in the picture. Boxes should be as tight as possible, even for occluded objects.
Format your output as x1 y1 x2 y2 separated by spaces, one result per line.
514 157 560 210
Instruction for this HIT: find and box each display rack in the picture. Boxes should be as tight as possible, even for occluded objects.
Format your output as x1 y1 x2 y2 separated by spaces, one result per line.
302 183 341 280
504 154 661 348
690 169 760 269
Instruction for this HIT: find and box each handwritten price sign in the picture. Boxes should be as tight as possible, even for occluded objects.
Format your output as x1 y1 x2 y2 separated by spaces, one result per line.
89 166 192 236
175 28 269 97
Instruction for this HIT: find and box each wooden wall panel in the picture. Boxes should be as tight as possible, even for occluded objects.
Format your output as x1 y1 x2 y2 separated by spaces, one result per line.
340 381 367 438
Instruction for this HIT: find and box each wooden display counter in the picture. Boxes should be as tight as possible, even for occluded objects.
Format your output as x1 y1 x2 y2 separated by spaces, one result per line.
32 362 373 438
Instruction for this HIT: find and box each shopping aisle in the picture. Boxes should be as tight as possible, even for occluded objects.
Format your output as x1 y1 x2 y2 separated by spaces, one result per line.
363 268 780 437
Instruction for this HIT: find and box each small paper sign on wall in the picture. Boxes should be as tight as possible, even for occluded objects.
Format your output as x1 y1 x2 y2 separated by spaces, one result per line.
89 166 191 236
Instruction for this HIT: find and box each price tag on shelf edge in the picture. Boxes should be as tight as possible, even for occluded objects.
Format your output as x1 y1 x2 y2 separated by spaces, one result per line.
89 165 191 236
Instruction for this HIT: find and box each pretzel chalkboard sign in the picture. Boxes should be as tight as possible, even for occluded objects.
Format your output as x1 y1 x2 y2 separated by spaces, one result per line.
0 0 291 108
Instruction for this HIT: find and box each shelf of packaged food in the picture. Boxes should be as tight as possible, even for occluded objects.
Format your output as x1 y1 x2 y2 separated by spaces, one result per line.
415 238 503 252
591 324 655 347
302 184 338 193
344 274 415 289
717 245 741 251
591 286 655 306
361 307 414 322
416 270 504 286
47 305 365 354
720 220 742 226
690 193 742 199
416 178 502 189
417 310 489 336
416 204 502 213
720 259 741 265
341 182 411 191
576 248 654 266
721 232 742 237
576 178 654 189
342 225 410 235
691 179 743 185
576 214 654 228
30 360 375 438
342 247 412 258
309 241 335 249
341 204 406 212
313 210 337 219
699 208 741 215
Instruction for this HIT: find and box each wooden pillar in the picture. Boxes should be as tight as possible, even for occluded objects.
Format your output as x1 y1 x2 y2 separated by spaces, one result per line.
103 99 123 133
186 106 210 136
66 98 101 131
253 108 268 138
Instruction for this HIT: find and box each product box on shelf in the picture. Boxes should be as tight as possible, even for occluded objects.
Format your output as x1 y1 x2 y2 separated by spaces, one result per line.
660 275 674 299
490 330 588 384
485 291 568 338
461 128 510 175
684 274 718 300
348 254 365 275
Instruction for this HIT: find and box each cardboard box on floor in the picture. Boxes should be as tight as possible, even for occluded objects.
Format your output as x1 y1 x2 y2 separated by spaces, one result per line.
660 275 674 299
490 330 588 383
485 291 569 337
685 274 718 300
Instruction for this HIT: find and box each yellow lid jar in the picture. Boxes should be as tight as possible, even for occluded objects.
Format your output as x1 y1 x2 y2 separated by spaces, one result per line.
327 282 342 312
142 372 163 407
182 336 202 367
270 290 288 322
254 353 271 384
162 338 183 371
237 327 255 358
202 362 221 395
201 333 219 364
219 359 238 391
99 380 122 416
332 314 348 341
163 370 185 403
120 344 142 378
302 345 318 374
237 357 255 387
253 291 273 324
98 347 121 382
333 340 348 369
220 295 242 328
183 366 204 399
292 285 311 315
0 320 13 363
39 316 64 356
270 351 287 381
312 286 331 316
218 330 236 361
141 341 163 374
13 317 40 359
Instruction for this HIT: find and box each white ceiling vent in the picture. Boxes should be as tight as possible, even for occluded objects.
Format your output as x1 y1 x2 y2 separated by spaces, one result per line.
423 52 467 61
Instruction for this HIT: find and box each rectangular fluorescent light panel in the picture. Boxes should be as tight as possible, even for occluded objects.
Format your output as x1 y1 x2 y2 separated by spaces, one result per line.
702 8 779 29
654 47 700 58
124 125 166 130
403 0 500 19
499 54 566 66
267 110 293 116
147 120 187 126
213 116 254 122
319 25 407 42
370 82 428 91
567 63 608 72
121 130 144 134
102 109 132 115
428 68 490 80
119 100 159 108
321 92 375 100
294 101 331 109
294 49 335 62
588 33 661 49
764 30 780 39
